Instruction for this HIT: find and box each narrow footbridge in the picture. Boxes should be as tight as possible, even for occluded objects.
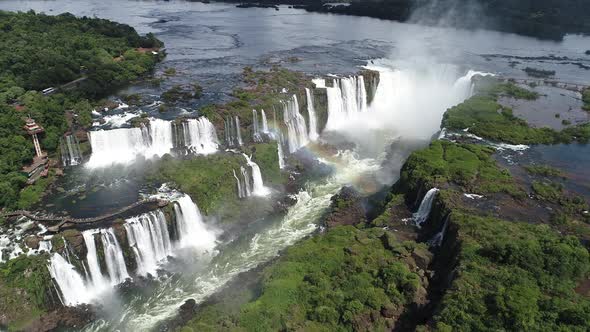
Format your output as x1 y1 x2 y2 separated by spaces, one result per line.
0 198 169 232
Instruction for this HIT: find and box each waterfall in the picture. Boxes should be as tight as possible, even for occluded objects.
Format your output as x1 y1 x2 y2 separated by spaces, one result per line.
305 88 319 141
100 229 130 285
60 134 82 167
240 166 252 197
252 110 263 142
124 210 173 276
233 169 247 199
182 118 219 154
277 133 285 169
82 230 109 291
452 70 494 98
87 117 220 167
235 116 243 146
325 75 368 130
283 94 308 153
87 127 149 168
225 116 243 147
173 195 217 250
261 109 269 133
413 188 439 227
48 253 92 306
147 118 174 158
428 215 449 247
242 154 270 196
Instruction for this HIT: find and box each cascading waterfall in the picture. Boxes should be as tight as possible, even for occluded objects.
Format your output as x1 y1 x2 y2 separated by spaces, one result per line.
87 127 150 168
428 215 449 247
124 210 173 276
173 195 217 250
277 132 286 169
82 230 109 291
147 118 174 158
283 94 309 153
412 188 439 227
242 153 270 196
453 70 494 98
100 228 130 285
182 118 219 154
324 75 368 130
305 88 319 141
87 117 219 167
224 116 243 147
252 109 263 142
233 169 247 199
261 109 269 133
240 166 252 197
60 134 83 167
48 253 92 306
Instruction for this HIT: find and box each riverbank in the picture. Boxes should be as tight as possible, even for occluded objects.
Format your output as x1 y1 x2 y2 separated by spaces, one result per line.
210 0 590 40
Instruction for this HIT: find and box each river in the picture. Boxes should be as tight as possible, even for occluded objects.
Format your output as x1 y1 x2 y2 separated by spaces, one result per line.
1 1 590 330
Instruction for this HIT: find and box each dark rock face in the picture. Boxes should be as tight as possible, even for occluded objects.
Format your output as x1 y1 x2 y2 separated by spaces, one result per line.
24 305 95 332
324 186 366 227
179 299 197 322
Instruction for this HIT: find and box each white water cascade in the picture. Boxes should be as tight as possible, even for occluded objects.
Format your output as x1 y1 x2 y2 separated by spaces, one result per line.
261 109 269 133
242 153 270 196
173 195 217 250
224 116 243 147
252 109 263 142
87 117 219 168
124 210 173 276
233 169 248 199
60 134 83 167
283 94 309 153
324 75 368 130
87 127 150 168
182 118 219 154
428 215 449 247
277 132 286 169
412 188 439 227
82 230 110 291
305 88 319 141
100 228 130 285
48 253 93 306
358 62 494 139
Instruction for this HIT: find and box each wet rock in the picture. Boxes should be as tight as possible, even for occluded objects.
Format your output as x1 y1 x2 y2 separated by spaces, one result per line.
25 236 40 250
411 247 434 270
179 299 197 322
324 186 366 228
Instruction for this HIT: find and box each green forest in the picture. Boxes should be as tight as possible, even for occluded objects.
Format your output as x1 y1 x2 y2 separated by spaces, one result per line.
0 10 162 211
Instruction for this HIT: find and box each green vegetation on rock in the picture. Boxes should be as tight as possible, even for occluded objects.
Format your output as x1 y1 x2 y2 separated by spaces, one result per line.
399 140 524 198
524 164 563 177
145 153 244 214
0 255 56 330
443 94 590 145
183 226 427 332
431 212 590 332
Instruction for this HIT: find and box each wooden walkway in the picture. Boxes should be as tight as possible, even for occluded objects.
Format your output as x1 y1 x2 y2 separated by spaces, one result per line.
1 198 169 232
